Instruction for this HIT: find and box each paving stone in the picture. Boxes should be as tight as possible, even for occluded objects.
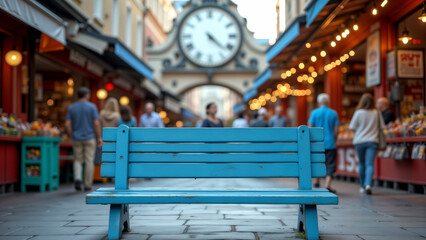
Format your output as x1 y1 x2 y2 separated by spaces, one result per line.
76 226 108 235
179 214 224 220
7 226 85 235
0 221 70 227
359 236 424 240
225 214 281 220
65 220 109 227
186 225 231 233
319 234 362 240
127 225 186 234
149 232 255 240
130 220 186 226
0 237 33 240
405 227 426 237
235 225 290 233
257 233 300 240
185 219 282 226
27 236 106 240
131 215 179 220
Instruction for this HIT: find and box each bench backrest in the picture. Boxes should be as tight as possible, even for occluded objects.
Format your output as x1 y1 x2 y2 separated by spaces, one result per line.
101 125 325 190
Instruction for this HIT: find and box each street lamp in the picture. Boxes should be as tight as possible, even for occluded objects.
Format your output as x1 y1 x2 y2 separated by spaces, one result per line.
96 89 108 100
5 49 22 66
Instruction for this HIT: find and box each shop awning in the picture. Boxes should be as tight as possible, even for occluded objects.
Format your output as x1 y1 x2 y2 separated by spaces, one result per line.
233 102 245 114
243 68 272 102
304 0 330 27
0 0 67 44
266 16 305 62
69 31 154 81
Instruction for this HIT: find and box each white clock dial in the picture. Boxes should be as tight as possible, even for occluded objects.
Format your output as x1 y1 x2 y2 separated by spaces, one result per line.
179 6 242 67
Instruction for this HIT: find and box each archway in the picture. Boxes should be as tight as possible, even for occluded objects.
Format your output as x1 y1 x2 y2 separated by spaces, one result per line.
181 84 242 124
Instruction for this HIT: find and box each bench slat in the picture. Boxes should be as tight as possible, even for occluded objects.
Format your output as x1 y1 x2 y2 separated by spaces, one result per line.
93 187 331 192
102 127 324 142
101 153 325 163
102 142 325 153
86 189 338 205
100 163 325 178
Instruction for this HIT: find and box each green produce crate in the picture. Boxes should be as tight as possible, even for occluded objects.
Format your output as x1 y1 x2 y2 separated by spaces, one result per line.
21 137 61 192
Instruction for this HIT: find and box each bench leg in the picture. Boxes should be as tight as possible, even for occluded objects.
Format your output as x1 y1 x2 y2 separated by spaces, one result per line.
297 204 319 240
108 204 130 240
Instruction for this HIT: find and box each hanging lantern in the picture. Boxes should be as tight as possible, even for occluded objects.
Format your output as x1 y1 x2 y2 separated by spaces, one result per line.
5 50 22 66
419 1 426 23
119 96 130 105
398 27 412 44
96 89 108 100
106 83 114 91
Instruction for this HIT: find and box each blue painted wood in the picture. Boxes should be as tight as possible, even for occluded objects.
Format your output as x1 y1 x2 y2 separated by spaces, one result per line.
100 163 326 178
115 125 130 190
266 19 300 62
253 68 272 89
102 127 324 142
101 153 326 163
102 142 325 153
298 205 319 240
298 126 312 190
93 187 331 192
305 0 329 27
86 189 338 205
108 204 123 240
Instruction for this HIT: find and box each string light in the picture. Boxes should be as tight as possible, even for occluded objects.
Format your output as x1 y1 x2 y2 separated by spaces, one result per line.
372 1 378 15
298 63 305 69
419 1 426 22
349 50 355 56
320 50 327 57
336 35 342 41
286 70 292 77
311 56 317 62
342 32 347 38
305 43 311 48
331 41 336 47
308 66 315 72
344 29 350 35
290 68 296 74
380 0 388 7
353 24 359 31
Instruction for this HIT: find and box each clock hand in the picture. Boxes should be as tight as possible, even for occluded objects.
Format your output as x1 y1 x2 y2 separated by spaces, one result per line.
206 32 225 49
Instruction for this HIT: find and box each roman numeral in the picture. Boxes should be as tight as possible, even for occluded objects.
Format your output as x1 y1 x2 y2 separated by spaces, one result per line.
229 34 237 39
208 54 212 64
186 23 194 28
226 44 234 51
218 14 224 22
186 43 194 51
207 10 212 18
195 52 202 60
226 23 233 28
183 34 192 39
195 14 202 22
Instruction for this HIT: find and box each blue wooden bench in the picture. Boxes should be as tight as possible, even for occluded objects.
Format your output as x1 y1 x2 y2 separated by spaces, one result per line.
86 125 338 240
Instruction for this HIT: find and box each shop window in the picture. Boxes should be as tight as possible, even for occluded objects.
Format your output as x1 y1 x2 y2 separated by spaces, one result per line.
136 15 143 57
93 0 104 26
112 0 119 36
126 3 132 47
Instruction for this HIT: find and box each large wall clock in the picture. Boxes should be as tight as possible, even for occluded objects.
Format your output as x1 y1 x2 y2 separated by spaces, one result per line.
178 5 243 68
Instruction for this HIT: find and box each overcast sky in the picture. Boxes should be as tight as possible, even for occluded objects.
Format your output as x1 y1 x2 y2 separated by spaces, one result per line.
232 0 278 42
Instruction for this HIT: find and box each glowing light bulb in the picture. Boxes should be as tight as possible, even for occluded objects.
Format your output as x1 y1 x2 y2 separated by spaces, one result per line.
311 56 317 62
290 68 296 74
353 24 359 31
402 37 409 44
336 35 342 41
298 63 305 69
342 32 347 38
311 72 318 78
381 0 388 7
372 8 378 15
305 43 311 48
320 51 326 57
349 50 355 56
331 41 336 47
345 29 350 35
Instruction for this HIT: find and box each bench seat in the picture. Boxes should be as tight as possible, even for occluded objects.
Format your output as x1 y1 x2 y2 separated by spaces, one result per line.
87 187 338 205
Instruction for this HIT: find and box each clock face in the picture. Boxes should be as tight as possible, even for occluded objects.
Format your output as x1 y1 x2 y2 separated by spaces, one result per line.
178 6 242 68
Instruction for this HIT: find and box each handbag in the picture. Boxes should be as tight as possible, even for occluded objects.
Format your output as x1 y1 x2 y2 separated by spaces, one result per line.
377 110 387 150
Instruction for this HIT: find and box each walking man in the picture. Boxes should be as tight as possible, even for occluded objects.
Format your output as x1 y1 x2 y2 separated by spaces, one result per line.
269 105 287 127
308 93 339 193
65 87 102 191
139 102 165 127
249 107 269 127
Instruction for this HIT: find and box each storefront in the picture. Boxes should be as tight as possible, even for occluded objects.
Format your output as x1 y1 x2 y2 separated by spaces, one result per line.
245 0 426 191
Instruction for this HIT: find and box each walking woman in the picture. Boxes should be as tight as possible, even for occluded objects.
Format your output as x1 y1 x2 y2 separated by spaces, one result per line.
349 93 385 195
202 102 223 127
118 105 137 127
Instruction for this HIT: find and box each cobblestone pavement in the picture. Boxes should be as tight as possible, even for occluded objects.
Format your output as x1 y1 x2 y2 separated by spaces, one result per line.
0 178 425 240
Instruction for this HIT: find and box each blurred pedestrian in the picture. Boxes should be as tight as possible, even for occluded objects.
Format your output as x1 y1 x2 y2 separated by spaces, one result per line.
250 107 268 127
139 102 164 128
202 103 223 127
99 98 120 129
349 93 385 195
269 105 287 127
308 93 339 193
118 105 137 127
65 87 102 191
376 97 395 125
232 112 249 128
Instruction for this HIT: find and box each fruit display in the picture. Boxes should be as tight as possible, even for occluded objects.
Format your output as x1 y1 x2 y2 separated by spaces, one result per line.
338 109 426 140
26 147 41 160
25 165 41 176
0 114 19 136
0 114 61 138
